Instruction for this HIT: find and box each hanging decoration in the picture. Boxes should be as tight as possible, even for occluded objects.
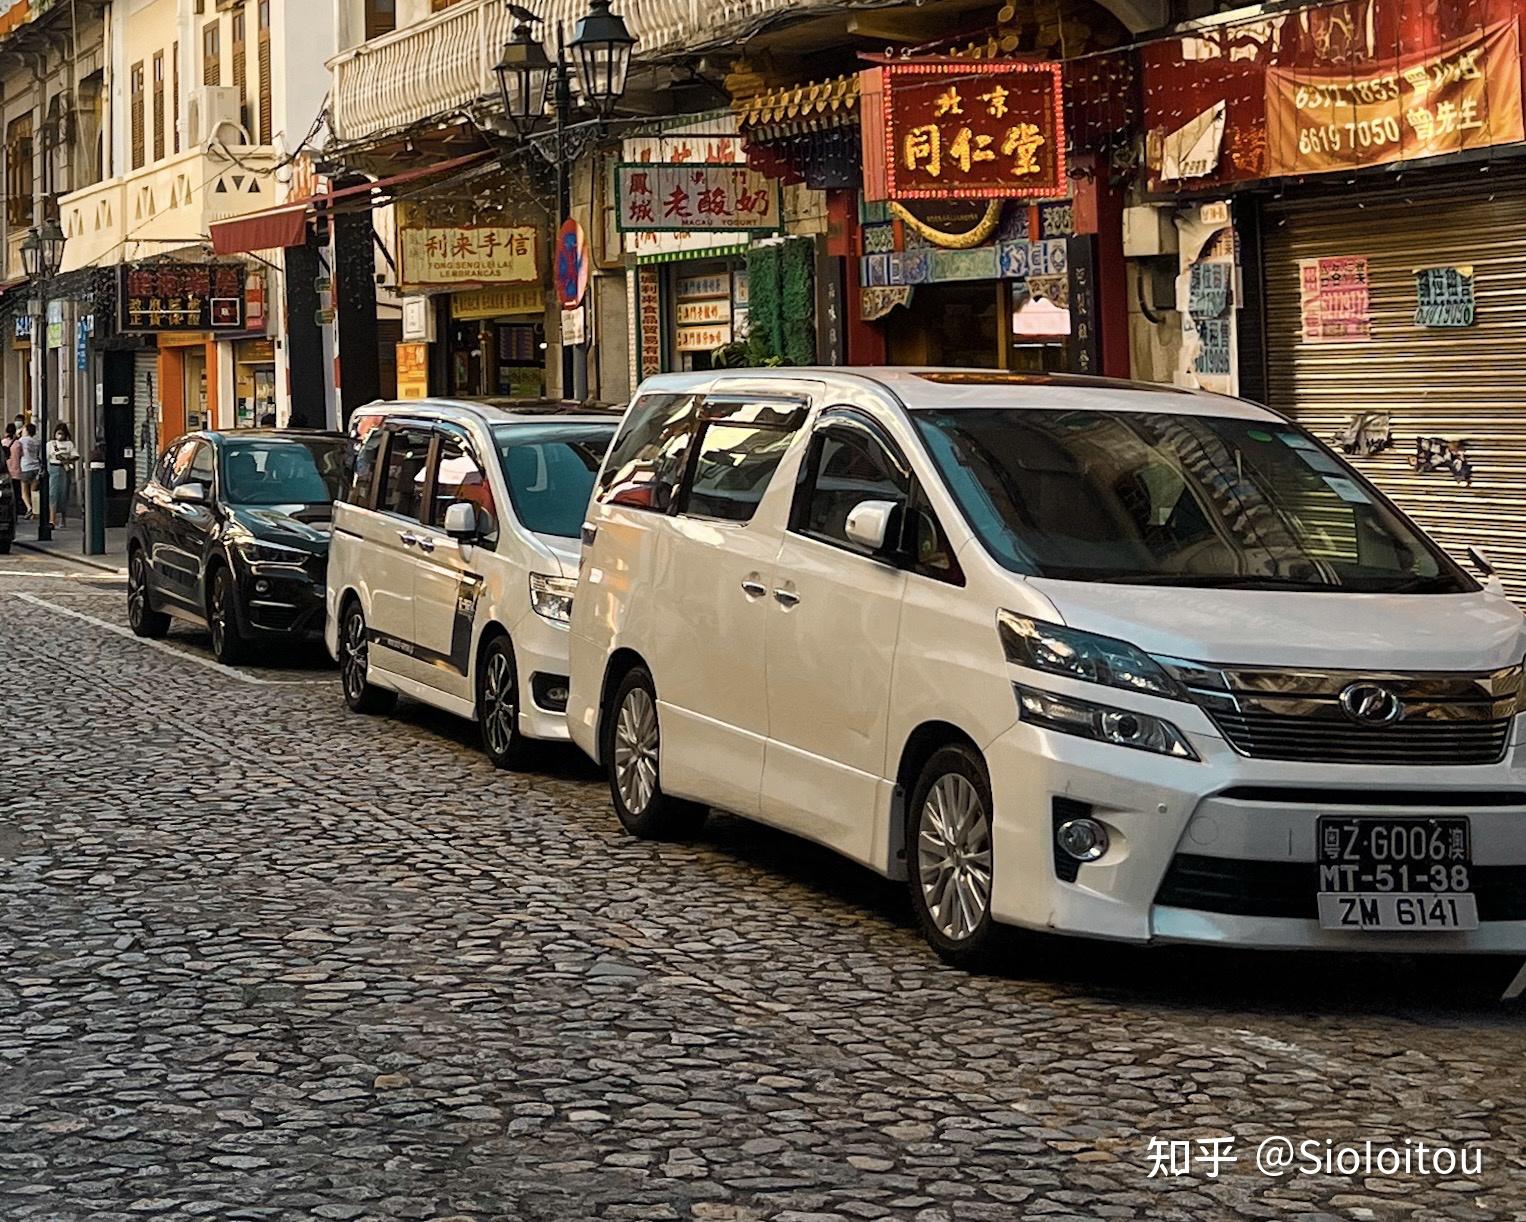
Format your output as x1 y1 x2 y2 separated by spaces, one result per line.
889 200 1003 248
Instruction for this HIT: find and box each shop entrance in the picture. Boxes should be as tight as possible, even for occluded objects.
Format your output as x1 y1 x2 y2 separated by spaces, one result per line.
447 318 546 398
235 338 277 427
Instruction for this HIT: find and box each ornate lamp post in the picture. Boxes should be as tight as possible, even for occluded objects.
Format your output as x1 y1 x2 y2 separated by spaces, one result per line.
21 217 65 542
495 0 633 399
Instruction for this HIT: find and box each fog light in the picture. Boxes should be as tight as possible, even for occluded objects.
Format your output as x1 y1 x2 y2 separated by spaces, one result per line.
1057 817 1109 862
254 579 271 595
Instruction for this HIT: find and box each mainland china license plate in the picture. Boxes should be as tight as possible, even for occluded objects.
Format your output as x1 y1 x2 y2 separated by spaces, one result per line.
1316 816 1479 931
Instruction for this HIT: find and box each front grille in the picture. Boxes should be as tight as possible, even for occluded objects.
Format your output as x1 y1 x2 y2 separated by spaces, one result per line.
1157 658 1521 767
1157 853 1526 921
1207 710 1510 765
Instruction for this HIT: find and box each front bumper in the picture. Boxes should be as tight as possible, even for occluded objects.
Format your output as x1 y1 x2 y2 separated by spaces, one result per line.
509 607 574 743
986 714 1526 954
233 554 327 640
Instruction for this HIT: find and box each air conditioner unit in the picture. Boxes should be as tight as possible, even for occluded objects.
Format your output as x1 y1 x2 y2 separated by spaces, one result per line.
186 86 247 147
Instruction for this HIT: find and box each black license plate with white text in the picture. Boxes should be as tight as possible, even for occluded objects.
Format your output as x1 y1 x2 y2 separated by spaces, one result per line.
1316 816 1478 931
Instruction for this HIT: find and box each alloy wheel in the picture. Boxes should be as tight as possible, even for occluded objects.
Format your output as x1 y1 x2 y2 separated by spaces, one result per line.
342 610 368 702
613 686 659 815
210 575 228 655
482 650 517 756
128 554 147 628
916 772 993 943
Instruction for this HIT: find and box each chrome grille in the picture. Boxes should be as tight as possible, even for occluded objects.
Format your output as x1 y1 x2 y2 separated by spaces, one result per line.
1158 659 1521 766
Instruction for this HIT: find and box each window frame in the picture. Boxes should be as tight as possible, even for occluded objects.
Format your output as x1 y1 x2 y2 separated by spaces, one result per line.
674 394 808 525
594 391 701 515
372 421 436 525
426 422 499 549
347 423 386 509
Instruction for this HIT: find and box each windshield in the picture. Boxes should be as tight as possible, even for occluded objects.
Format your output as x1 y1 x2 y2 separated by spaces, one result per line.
913 408 1472 593
221 438 348 507
492 422 616 538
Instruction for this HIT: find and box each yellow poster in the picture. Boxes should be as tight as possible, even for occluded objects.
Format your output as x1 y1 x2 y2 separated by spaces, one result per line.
1265 21 1524 177
396 342 429 399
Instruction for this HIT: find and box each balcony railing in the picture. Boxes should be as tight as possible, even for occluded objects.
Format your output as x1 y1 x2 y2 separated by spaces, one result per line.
58 145 281 273
328 0 759 145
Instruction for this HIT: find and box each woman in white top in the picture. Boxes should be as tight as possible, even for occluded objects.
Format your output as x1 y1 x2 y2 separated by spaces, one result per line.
17 423 40 519
46 422 79 528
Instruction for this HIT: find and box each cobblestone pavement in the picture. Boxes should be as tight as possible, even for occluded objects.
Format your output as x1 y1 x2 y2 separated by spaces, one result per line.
2 551 1525 1222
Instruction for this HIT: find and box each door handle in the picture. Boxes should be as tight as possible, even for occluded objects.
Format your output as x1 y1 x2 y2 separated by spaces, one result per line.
398 531 419 547
740 579 767 598
773 588 800 608
416 536 436 553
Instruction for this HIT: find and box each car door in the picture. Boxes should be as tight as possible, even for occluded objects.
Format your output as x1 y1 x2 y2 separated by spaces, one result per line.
161 438 217 612
363 422 436 681
411 424 496 702
760 413 911 863
134 441 184 598
650 395 807 817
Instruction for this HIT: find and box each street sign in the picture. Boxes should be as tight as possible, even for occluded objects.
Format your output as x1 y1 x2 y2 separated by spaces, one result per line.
556 219 589 308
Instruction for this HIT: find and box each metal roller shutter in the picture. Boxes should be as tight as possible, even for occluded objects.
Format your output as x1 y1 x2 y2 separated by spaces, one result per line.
133 350 158 489
1262 171 1526 600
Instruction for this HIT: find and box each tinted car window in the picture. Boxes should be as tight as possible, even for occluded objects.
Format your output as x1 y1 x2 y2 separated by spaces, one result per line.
793 426 907 548
684 422 795 523
493 422 615 538
154 442 183 487
596 393 697 512
376 426 432 522
349 428 383 506
222 439 347 506
170 440 210 488
431 431 498 540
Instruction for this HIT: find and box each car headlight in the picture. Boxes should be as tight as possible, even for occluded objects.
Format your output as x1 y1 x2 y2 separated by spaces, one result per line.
237 539 310 565
997 610 1183 699
1016 684 1199 760
529 572 576 624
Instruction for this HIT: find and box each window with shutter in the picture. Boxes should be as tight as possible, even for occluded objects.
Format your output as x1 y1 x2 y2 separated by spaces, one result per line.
232 9 246 125
256 0 270 144
6 114 33 228
130 62 145 170
171 41 180 152
203 21 220 87
152 52 165 161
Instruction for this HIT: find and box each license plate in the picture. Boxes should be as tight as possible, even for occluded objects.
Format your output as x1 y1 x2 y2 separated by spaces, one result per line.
1317 816 1476 932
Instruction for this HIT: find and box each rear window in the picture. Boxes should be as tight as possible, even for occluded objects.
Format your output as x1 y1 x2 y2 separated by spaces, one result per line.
492 422 616 538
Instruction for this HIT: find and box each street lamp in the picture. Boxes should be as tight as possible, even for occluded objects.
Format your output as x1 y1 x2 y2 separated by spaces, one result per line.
21 217 64 542
494 0 633 400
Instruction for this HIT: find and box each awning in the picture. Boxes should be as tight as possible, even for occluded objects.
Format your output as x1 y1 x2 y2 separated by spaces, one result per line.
210 203 309 255
209 150 495 255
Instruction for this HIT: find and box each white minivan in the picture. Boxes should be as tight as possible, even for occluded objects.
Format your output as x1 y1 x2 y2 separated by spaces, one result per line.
326 399 617 766
567 369 1526 966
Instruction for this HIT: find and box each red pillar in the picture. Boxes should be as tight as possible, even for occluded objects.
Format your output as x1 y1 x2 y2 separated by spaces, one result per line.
829 190 886 366
1070 154 1130 380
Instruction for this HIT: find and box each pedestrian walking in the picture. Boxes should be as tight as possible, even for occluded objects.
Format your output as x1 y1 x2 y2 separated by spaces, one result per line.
5 421 24 519
47 423 79 528
17 422 40 519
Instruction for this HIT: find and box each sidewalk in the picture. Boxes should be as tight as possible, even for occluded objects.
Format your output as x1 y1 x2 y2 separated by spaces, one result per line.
13 520 128 573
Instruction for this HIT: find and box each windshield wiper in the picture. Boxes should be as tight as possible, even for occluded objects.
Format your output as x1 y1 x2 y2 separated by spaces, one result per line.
1101 573 1333 590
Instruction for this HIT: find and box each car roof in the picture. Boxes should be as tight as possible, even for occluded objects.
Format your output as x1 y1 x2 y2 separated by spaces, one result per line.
630 367 1281 422
353 398 623 429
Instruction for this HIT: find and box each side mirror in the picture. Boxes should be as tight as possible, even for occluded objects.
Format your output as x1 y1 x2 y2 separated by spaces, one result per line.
172 482 207 505
845 499 900 553
443 500 479 541
1467 545 1495 576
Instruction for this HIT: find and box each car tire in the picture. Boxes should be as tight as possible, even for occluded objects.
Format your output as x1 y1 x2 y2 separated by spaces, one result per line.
477 635 531 769
906 744 1002 970
208 566 248 666
603 666 707 840
126 547 170 639
338 600 396 715
0 538 10 555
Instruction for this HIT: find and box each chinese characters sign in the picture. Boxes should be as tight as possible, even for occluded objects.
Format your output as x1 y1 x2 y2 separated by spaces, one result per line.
615 164 781 233
1414 265 1476 327
861 60 1065 201
398 225 538 290
1300 256 1372 344
1266 21 1523 177
118 262 245 333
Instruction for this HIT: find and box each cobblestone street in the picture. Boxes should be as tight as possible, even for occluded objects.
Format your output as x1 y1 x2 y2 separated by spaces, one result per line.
2 551 1525 1222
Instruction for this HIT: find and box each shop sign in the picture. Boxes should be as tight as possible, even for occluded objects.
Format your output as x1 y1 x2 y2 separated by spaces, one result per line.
245 271 266 333
861 59 1066 201
13 314 30 340
118 262 246 332
675 299 730 325
1068 235 1101 376
561 305 587 346
1266 21 1522 177
454 284 543 320
638 268 662 378
402 296 436 341
398 225 538 290
675 323 730 352
1038 200 1075 240
1299 256 1372 343
396 342 429 399
622 119 751 261
732 270 749 307
1414 265 1476 327
674 273 729 300
615 163 781 233
75 318 88 371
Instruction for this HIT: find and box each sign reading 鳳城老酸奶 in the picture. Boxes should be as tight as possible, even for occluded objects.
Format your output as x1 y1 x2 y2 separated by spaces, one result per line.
616 163 781 233
118 262 246 333
1414 265 1476 327
1265 21 1523 178
398 225 538 290
860 59 1066 201
1300 256 1372 343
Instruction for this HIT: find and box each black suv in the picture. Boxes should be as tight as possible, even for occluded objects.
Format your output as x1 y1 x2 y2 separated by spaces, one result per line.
126 429 349 663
